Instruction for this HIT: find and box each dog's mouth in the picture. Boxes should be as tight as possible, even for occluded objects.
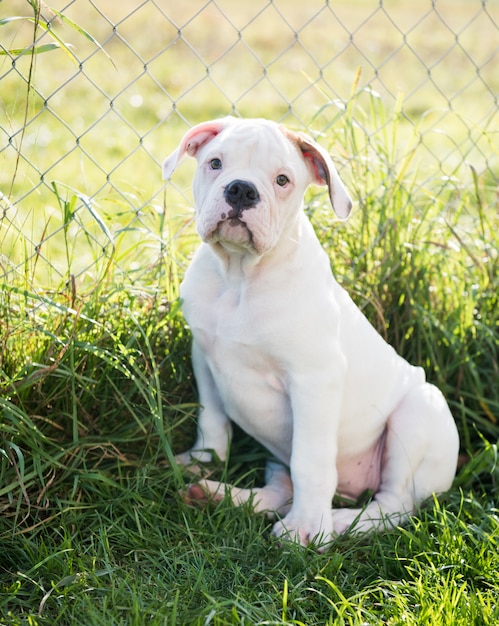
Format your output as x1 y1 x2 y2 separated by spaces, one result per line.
212 215 255 250
226 216 245 227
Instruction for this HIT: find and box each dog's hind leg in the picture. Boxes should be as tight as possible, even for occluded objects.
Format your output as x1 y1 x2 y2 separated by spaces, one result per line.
331 382 459 535
183 460 293 517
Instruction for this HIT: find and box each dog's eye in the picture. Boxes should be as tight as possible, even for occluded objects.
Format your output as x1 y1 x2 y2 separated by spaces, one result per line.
276 174 289 187
209 158 222 170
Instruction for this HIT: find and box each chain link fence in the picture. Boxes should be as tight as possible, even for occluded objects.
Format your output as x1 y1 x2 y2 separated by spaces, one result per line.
1 0 498 294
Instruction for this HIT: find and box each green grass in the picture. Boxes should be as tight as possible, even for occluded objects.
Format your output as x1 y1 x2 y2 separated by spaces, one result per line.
1 1 499 624
1 452 499 624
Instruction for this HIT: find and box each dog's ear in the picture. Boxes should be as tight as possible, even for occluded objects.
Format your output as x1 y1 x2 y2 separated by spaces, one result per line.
285 130 353 220
162 118 230 180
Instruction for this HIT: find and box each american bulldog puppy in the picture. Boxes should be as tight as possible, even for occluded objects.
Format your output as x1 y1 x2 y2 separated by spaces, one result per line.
162 117 459 547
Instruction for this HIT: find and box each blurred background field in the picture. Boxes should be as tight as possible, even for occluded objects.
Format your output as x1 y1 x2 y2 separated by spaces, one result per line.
0 3 498 622
1 0 497 287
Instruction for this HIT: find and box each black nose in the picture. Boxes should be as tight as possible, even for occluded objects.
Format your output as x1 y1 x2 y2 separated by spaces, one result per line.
224 179 260 213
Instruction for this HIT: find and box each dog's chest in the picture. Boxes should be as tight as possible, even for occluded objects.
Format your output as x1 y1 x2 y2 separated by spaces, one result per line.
188 286 282 389
184 282 294 461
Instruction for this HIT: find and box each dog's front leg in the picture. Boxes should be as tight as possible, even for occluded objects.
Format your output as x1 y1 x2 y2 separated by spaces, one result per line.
272 368 344 548
176 339 232 466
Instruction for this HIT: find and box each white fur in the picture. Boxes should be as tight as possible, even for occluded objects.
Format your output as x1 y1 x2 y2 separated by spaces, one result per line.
163 117 459 548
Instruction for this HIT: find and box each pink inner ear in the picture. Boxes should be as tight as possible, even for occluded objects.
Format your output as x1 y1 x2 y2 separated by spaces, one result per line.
302 150 328 185
184 123 224 157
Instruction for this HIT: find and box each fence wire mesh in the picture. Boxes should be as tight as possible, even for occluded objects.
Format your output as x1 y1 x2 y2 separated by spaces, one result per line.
1 0 498 294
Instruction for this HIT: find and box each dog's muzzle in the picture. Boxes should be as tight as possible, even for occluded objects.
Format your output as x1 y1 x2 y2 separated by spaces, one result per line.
210 179 261 251
223 180 260 217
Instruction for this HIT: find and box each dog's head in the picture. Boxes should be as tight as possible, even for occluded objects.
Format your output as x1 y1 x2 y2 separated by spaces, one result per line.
162 117 352 256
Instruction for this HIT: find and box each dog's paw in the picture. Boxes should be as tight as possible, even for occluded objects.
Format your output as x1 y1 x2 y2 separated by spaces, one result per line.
331 503 402 535
174 449 215 476
181 479 228 508
271 511 334 550
330 508 360 535
175 449 214 465
272 519 310 546
182 482 213 506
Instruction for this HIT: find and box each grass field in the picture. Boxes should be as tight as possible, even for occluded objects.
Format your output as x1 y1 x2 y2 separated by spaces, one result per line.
1 1 498 624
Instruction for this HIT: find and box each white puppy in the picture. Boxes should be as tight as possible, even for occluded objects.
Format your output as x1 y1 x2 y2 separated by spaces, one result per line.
162 117 459 547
